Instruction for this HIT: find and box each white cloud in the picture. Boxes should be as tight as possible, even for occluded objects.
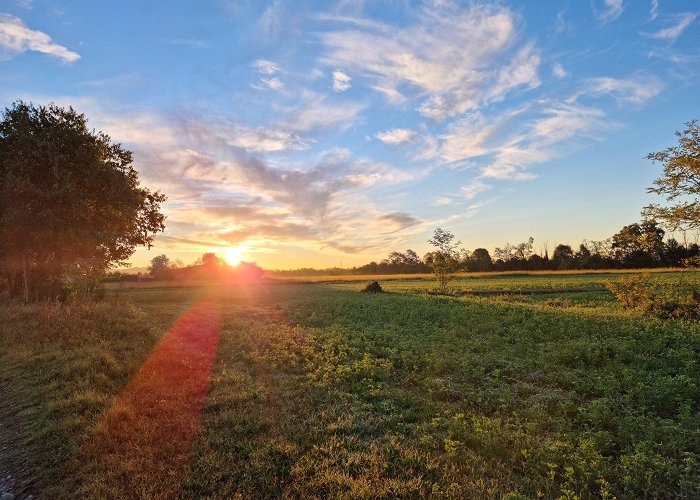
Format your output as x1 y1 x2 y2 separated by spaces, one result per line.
228 126 308 153
483 45 541 103
428 101 607 182
375 128 415 145
254 59 279 75
432 196 452 206
332 69 352 92
460 180 491 200
0 14 79 62
648 13 697 41
597 0 624 23
371 84 405 105
283 91 365 132
319 3 539 121
438 109 524 163
650 0 659 21
552 62 567 79
253 76 284 91
583 75 664 103
480 103 606 180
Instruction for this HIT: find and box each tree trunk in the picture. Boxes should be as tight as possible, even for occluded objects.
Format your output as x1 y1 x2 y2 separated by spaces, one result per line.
22 254 29 303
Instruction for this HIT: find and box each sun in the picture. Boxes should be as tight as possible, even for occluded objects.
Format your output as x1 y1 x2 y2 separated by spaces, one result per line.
223 247 244 266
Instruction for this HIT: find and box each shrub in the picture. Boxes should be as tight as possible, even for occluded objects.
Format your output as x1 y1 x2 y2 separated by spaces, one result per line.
606 274 700 319
362 281 383 293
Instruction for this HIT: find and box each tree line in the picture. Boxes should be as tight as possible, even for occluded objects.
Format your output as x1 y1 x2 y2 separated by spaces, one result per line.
106 252 264 282
272 220 700 278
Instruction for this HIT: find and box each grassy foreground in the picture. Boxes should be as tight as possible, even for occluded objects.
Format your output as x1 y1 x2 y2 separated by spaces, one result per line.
1 273 700 498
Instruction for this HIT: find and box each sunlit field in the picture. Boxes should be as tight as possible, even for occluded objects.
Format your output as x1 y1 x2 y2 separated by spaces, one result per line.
2 271 700 498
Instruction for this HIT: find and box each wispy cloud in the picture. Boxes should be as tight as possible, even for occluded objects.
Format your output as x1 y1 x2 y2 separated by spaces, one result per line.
647 12 697 41
332 69 352 92
254 59 280 75
432 196 452 206
649 0 659 21
582 75 664 103
319 3 540 121
282 90 365 132
480 103 606 180
461 180 492 200
0 13 79 62
552 62 567 79
597 0 624 23
428 101 608 183
257 0 286 39
253 76 284 91
375 128 415 145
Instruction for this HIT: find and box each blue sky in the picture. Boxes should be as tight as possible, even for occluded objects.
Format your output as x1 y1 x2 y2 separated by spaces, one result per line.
1 0 698 269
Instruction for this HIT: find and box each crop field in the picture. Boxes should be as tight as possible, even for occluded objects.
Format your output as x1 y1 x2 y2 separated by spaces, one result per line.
2 271 700 498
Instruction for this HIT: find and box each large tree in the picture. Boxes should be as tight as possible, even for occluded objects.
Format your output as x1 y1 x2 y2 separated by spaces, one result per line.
643 120 700 230
0 101 166 301
612 221 665 267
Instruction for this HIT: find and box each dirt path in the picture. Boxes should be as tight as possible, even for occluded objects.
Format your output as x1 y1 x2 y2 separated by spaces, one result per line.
54 298 221 498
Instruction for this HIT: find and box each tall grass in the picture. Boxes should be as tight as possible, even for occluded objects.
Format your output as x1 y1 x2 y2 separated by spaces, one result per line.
0 300 167 496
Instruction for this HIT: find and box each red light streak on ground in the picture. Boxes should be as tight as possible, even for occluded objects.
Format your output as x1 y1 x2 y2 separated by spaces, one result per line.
63 298 221 496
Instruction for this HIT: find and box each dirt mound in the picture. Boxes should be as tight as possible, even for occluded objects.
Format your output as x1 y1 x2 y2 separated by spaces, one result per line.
362 281 383 293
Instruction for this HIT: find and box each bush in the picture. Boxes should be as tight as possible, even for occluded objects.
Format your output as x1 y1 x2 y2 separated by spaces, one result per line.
606 274 700 319
361 281 383 293
60 270 106 303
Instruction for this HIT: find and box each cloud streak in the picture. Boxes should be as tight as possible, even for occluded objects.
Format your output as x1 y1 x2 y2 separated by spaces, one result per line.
0 13 79 62
597 0 624 23
648 13 697 41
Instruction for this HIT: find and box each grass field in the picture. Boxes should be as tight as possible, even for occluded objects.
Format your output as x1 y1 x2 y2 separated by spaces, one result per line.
2 271 700 498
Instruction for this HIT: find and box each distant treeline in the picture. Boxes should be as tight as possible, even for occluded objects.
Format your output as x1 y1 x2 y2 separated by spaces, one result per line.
106 253 265 282
271 221 700 276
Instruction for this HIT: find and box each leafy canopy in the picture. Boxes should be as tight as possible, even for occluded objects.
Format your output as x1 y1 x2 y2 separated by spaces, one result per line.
0 101 166 299
643 120 700 230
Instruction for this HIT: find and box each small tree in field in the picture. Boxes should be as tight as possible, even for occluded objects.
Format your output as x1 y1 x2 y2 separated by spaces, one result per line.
425 227 463 293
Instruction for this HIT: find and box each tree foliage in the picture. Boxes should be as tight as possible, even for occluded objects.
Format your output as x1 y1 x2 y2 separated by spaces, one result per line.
426 227 463 293
643 120 700 230
148 254 175 280
0 101 166 301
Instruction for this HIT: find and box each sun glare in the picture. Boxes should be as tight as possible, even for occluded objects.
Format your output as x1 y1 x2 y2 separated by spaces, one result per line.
223 247 244 266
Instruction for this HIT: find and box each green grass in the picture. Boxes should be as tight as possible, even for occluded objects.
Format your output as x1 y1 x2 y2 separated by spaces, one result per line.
2 273 700 498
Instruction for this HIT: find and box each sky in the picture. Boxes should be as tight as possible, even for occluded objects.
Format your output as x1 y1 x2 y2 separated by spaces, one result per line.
1 0 699 269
